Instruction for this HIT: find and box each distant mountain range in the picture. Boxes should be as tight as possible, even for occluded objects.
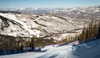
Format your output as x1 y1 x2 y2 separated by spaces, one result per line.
0 5 100 41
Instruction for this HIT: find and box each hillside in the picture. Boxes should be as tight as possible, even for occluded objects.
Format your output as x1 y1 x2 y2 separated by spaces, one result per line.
0 6 100 40
0 12 83 41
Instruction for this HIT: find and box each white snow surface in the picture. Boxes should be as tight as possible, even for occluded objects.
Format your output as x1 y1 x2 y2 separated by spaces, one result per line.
0 13 40 37
0 13 83 40
0 39 100 58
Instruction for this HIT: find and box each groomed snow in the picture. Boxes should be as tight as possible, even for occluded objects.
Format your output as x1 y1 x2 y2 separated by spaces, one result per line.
0 39 100 58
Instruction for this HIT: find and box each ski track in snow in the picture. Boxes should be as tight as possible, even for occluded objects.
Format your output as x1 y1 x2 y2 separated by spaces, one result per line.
0 39 100 58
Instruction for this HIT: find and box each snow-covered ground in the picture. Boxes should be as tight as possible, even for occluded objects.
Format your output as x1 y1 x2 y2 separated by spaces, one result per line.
0 13 83 41
0 39 100 58
0 13 40 37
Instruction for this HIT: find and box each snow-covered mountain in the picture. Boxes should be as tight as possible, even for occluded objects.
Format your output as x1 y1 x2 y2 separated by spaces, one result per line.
0 13 83 40
0 5 100 41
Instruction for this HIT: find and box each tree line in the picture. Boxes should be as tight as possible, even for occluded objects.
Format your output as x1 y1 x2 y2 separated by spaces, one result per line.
77 20 100 43
61 20 100 44
0 34 55 55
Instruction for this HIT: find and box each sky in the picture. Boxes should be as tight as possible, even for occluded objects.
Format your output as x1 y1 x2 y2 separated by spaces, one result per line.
0 0 100 8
